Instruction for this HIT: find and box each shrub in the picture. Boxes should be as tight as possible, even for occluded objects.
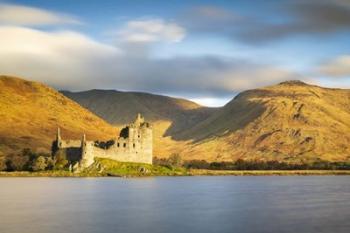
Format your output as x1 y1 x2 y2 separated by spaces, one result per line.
168 153 182 167
5 154 30 171
31 156 48 171
0 157 6 171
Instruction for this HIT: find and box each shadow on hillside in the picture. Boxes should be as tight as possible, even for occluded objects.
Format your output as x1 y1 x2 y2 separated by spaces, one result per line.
165 98 267 143
162 107 216 139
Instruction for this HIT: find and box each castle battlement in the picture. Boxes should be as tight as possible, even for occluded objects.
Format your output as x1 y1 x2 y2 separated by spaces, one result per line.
53 113 153 168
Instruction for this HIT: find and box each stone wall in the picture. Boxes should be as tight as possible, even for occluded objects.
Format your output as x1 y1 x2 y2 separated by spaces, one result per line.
54 114 153 168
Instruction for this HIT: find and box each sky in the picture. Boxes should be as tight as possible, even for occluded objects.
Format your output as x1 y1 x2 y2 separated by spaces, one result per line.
1 0 350 106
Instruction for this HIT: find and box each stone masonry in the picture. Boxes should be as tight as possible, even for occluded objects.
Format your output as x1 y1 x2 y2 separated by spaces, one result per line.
53 113 153 168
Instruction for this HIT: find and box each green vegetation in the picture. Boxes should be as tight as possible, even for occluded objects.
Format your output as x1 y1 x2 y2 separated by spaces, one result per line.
189 169 350 176
183 159 350 170
2 149 350 177
0 157 189 177
0 148 53 172
94 158 188 177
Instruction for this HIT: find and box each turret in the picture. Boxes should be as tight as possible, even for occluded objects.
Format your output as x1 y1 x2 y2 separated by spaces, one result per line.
56 127 62 148
80 133 89 166
134 113 144 126
81 133 86 148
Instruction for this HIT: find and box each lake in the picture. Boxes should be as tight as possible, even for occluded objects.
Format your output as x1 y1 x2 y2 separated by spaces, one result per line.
0 176 350 233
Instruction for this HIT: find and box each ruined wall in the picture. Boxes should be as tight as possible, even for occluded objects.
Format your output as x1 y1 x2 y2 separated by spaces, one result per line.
55 114 153 168
81 124 153 167
59 140 81 148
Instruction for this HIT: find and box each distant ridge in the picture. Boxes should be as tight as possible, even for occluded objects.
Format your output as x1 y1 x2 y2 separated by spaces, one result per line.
63 80 350 163
1 75 349 163
61 89 216 137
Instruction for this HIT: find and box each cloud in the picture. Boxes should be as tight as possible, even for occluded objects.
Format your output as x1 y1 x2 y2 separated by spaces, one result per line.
0 4 81 26
117 19 185 43
0 26 120 89
181 1 350 44
239 0 350 43
0 25 302 100
179 5 243 35
319 55 350 77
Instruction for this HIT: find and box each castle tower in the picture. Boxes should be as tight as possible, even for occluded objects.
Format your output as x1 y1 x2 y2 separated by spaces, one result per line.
81 133 86 155
82 133 86 144
80 133 94 167
134 113 144 126
56 127 62 148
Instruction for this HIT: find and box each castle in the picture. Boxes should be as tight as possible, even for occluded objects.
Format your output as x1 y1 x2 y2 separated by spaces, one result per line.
53 114 153 168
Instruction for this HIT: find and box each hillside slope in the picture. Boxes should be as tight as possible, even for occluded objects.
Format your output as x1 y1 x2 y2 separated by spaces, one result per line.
62 90 216 157
180 81 350 162
61 89 215 135
63 81 350 163
0 76 117 155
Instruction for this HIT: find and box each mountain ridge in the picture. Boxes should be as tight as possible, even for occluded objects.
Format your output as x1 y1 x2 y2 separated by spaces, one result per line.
62 80 350 163
1 75 349 163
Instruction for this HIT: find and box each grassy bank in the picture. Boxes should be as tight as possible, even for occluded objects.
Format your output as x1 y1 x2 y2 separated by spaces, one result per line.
2 170 350 177
1 158 350 177
189 169 350 176
0 158 189 177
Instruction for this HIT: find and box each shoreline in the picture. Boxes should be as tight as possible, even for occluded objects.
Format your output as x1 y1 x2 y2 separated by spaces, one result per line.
2 169 350 177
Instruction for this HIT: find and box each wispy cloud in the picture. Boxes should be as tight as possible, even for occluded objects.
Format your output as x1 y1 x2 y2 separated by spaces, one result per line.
0 3 81 26
0 25 301 98
319 55 350 77
116 19 185 43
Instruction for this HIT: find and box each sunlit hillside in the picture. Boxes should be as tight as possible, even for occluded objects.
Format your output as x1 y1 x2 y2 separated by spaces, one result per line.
62 89 216 157
181 81 350 162
1 76 350 163
0 76 117 155
64 80 350 163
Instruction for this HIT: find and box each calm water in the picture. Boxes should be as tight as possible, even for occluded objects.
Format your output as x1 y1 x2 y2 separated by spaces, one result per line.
0 176 350 233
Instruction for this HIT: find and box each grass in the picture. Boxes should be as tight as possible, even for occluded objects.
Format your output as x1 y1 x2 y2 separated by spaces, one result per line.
0 158 189 177
88 158 189 177
189 169 350 176
1 158 350 177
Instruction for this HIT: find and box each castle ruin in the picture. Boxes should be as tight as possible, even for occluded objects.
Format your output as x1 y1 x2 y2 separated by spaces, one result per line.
53 113 153 168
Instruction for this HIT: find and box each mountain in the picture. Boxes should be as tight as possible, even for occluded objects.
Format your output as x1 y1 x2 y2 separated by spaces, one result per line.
2 76 349 163
0 76 117 156
179 80 350 162
61 89 215 134
61 89 216 157
63 80 350 163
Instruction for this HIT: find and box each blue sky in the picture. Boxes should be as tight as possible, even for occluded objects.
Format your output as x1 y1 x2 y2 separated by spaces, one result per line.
1 0 350 106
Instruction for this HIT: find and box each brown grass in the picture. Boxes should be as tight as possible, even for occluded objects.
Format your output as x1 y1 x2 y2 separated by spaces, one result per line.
0 75 117 154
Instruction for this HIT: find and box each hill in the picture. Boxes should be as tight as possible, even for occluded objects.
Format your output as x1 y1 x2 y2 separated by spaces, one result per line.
2 76 349 164
179 81 350 162
0 76 117 156
61 89 215 134
61 89 215 157
63 80 350 163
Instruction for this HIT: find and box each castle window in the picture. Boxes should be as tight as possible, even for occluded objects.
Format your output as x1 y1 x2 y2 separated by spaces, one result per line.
123 143 126 148
138 135 140 138
133 143 135 148
117 143 120 147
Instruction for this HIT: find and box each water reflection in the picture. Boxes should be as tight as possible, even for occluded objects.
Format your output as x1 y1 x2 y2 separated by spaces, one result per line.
0 176 350 233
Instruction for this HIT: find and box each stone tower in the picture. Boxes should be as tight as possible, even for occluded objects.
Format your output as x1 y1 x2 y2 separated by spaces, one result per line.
56 127 62 147
52 113 153 168
127 113 153 164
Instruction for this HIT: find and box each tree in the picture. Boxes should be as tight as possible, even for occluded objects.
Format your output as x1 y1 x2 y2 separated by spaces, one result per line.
6 155 30 171
0 157 6 171
54 150 69 169
31 156 47 171
168 153 182 167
